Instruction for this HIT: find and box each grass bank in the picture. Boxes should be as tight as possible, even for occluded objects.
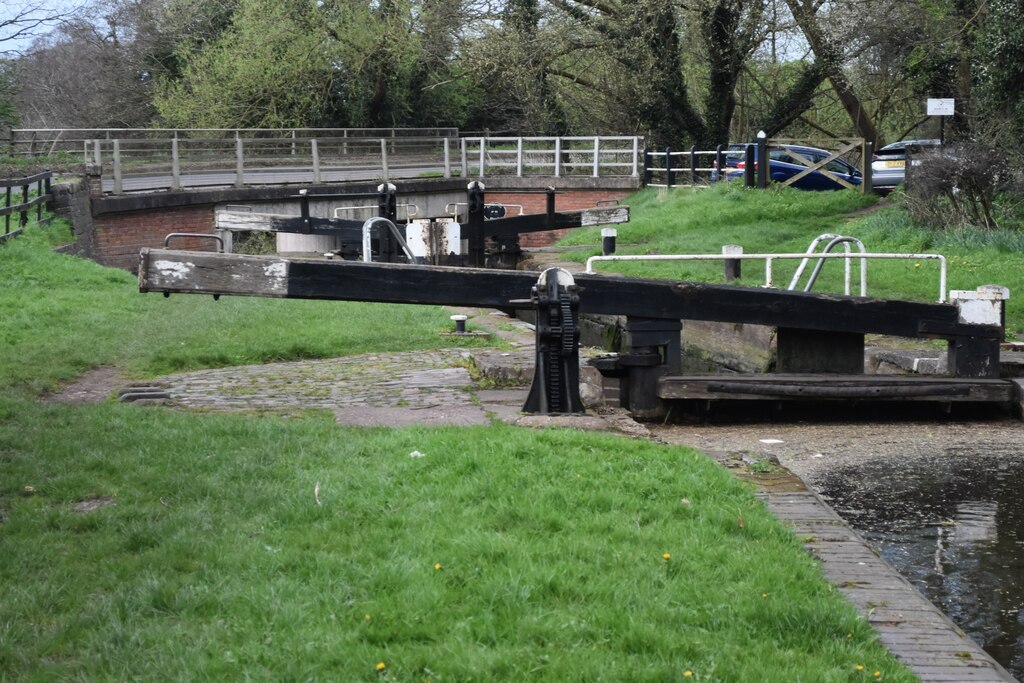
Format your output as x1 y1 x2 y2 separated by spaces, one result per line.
0 404 915 681
0 219 494 395
0 218 916 681
560 184 1024 336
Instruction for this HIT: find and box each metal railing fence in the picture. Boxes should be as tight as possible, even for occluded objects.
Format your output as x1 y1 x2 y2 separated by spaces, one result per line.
585 251 948 302
459 136 641 178
7 127 459 159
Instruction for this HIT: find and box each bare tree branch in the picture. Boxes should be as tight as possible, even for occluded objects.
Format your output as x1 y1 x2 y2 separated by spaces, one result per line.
1 1 86 55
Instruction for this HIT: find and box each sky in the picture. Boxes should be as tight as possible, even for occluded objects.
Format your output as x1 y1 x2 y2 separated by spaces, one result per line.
1 0 86 56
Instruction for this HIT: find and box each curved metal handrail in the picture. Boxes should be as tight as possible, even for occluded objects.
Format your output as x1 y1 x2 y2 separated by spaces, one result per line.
789 234 868 296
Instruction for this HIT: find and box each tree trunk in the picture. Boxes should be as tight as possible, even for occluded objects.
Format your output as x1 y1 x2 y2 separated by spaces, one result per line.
784 0 883 147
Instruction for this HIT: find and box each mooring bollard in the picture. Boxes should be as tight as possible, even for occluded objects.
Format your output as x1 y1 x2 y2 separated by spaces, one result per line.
602 227 617 256
450 314 468 334
723 244 743 282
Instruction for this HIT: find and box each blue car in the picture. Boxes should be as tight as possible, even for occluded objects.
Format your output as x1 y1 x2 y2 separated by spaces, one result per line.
712 144 863 190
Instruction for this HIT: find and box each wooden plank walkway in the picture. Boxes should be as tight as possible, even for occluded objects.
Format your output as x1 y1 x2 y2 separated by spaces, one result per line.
658 374 1015 403
759 489 1018 682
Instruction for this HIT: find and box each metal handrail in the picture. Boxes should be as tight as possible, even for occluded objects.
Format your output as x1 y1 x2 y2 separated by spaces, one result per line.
361 217 415 263
163 232 225 252
789 234 868 296
585 251 949 302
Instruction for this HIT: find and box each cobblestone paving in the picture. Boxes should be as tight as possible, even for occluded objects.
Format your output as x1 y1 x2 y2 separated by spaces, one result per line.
159 349 480 416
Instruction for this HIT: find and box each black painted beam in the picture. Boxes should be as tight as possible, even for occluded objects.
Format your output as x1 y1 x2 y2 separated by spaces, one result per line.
139 249 1000 343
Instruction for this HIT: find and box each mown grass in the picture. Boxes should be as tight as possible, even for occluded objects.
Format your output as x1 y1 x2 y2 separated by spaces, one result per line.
0 219 494 394
562 184 1024 336
0 402 914 682
0 215 921 680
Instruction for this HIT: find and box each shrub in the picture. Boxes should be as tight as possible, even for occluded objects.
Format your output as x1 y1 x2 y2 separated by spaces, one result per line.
901 141 1021 230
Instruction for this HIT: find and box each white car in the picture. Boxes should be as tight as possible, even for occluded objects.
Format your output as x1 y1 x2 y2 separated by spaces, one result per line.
871 139 942 193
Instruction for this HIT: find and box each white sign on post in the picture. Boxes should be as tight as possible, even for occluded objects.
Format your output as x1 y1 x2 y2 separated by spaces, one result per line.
927 98 955 116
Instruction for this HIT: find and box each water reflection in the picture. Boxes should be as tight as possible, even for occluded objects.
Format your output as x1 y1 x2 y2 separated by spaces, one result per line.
814 451 1024 679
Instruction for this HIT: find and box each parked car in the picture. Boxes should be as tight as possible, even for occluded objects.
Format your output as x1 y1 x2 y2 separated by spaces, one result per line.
870 139 942 194
711 144 863 191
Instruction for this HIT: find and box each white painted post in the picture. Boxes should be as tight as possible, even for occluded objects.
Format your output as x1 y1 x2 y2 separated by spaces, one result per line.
235 137 245 187
460 137 468 178
592 137 601 177
723 244 743 282
443 138 451 178
171 137 181 190
311 138 321 184
554 138 562 177
950 286 1009 327
478 138 486 177
112 139 123 195
92 139 102 168
516 137 524 176
631 137 640 177
380 138 389 181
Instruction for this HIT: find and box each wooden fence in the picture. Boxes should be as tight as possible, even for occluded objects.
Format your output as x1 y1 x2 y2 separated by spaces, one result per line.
1 171 53 243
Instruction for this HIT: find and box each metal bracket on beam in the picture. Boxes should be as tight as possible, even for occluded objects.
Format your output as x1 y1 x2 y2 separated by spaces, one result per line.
522 267 584 415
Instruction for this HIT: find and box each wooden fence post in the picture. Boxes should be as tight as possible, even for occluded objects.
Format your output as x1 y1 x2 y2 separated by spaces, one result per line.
443 138 451 179
235 137 245 188
723 244 743 282
20 182 29 226
593 137 601 177
113 139 123 195
171 137 182 191
380 138 389 181
311 138 321 184
863 141 873 193
756 133 767 189
554 138 562 177
665 147 674 188
632 137 640 178
744 144 755 188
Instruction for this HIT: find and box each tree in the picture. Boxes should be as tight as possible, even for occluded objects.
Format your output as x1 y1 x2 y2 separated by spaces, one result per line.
543 0 766 146
1 1 84 56
156 0 478 128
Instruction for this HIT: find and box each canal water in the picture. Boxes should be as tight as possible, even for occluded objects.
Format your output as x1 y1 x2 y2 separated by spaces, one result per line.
813 448 1023 679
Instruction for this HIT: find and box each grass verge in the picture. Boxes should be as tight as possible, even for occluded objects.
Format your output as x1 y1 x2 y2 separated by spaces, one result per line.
0 402 915 681
561 184 1024 336
0 218 495 395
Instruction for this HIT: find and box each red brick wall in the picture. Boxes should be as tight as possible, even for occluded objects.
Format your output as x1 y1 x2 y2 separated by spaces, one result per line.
88 187 631 269
94 205 216 270
489 189 632 248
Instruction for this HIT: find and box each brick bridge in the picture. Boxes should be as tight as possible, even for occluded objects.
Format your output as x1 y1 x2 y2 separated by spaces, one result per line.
53 173 639 271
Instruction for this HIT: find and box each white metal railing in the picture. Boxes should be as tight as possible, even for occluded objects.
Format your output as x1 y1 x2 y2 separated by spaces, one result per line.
459 136 642 179
790 234 868 296
585 251 949 302
644 147 727 187
86 134 459 194
24 131 645 194
8 127 459 158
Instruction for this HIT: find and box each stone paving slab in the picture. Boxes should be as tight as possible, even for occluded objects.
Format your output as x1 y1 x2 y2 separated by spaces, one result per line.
157 350 480 417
